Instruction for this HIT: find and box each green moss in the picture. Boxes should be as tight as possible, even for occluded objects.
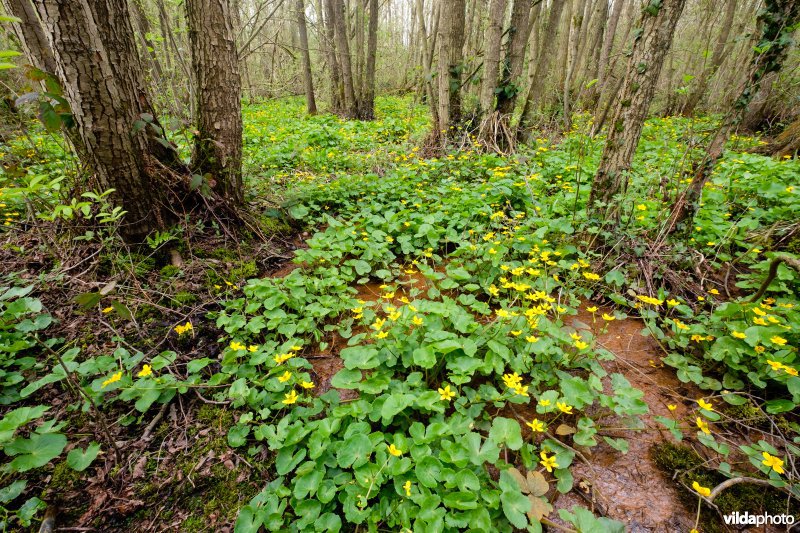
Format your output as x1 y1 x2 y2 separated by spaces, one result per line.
173 291 199 306
160 264 181 278
651 441 799 532
721 401 768 428
229 260 258 282
47 460 82 493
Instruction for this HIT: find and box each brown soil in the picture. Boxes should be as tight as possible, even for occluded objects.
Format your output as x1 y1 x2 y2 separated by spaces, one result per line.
546 308 701 531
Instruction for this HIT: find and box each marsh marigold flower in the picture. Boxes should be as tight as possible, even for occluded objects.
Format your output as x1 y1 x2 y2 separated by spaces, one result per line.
762 452 784 474
102 371 123 388
692 481 711 497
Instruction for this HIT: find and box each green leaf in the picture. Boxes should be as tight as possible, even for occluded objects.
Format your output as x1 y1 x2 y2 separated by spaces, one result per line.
412 345 436 368
0 480 26 504
66 442 101 471
337 434 372 468
415 455 443 488
499 470 530 528
489 417 523 450
340 346 380 369
5 432 67 472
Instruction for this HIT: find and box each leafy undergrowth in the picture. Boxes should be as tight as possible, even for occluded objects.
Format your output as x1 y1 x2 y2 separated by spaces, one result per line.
0 97 798 531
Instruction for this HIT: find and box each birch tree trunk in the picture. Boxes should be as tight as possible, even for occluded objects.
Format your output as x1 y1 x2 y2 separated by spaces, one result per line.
186 0 244 206
589 0 687 214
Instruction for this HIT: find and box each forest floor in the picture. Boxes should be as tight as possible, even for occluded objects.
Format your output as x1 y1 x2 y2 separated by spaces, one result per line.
0 96 799 532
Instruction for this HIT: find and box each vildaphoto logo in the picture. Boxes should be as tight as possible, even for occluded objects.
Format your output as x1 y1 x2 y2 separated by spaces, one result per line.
722 511 796 526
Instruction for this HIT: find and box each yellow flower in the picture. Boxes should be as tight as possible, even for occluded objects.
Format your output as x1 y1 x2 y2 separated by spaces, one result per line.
274 353 293 364
753 317 767 326
513 384 529 397
539 451 559 473
697 398 713 411
403 480 412 496
300 380 315 389
583 272 600 281
673 319 690 331
282 390 299 404
372 318 386 330
387 444 403 457
438 384 456 401
636 294 663 305
174 321 194 335
761 452 784 474
230 341 246 351
526 419 545 432
278 371 292 383
770 336 787 346
102 307 114 314
586 306 598 313
708 288 719 295
412 316 423 326
574 340 588 350
766 359 784 371
539 398 551 407
731 331 746 339
666 299 680 306
692 481 711 497
290 345 302 351
556 402 573 414
667 404 677 411
510 330 522 336
375 331 389 339
696 417 710 435
102 371 123 388
502 373 522 388
137 365 152 378
526 335 539 343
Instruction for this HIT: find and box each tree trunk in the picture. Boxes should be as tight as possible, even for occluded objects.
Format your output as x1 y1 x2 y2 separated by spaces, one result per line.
186 0 244 206
494 0 531 116
666 0 800 234
415 0 439 127
322 0 344 112
361 0 378 119
295 0 317 114
680 0 737 115
589 0 687 214
595 0 624 101
561 0 581 130
517 0 565 142
332 0 357 116
437 0 466 142
2 0 57 74
479 0 506 115
34 0 182 241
